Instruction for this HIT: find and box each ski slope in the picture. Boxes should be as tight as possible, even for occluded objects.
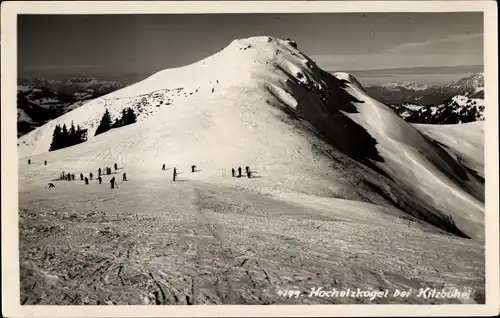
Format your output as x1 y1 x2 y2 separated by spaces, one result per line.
17 36 486 305
19 178 484 305
18 36 484 240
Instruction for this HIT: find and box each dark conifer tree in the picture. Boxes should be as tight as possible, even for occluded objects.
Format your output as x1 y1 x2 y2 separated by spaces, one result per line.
70 121 77 145
125 107 137 125
49 124 62 151
95 109 112 136
61 124 70 148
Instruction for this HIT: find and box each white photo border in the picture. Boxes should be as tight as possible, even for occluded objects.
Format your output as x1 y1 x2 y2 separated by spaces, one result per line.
2 1 498 317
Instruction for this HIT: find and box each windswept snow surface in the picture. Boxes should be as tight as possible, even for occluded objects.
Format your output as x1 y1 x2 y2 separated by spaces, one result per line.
415 122 484 179
18 37 485 304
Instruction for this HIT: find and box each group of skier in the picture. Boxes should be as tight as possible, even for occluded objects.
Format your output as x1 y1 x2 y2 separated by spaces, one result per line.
232 166 252 178
163 163 252 181
46 160 254 190
164 164 198 181
55 162 127 189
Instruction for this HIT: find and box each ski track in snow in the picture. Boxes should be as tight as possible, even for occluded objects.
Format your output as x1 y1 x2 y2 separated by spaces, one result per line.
19 177 484 305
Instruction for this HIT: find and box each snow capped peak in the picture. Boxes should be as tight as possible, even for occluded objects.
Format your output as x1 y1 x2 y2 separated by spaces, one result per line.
382 81 430 91
445 72 484 92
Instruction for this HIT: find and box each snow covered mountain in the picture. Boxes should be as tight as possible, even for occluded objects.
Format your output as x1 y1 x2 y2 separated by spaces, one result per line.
400 95 485 124
17 77 126 136
382 81 430 91
18 36 484 242
365 72 484 106
17 36 486 305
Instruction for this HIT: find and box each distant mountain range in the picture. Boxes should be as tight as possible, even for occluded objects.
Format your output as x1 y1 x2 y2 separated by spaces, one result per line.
17 77 127 136
364 73 484 124
364 73 484 106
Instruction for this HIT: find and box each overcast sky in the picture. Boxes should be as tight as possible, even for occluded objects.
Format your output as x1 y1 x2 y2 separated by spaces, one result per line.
18 13 483 83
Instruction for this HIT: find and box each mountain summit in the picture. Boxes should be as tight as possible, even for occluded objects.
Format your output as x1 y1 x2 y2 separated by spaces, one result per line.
18 36 484 239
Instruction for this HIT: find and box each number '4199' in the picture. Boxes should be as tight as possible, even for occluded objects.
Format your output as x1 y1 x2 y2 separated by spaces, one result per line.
277 289 301 298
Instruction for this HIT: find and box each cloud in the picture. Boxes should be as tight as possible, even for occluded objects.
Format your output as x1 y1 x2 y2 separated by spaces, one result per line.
310 32 483 71
385 32 483 53
310 52 482 72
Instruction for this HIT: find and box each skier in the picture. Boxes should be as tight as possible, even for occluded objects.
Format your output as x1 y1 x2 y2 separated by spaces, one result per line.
67 173 71 181
110 177 118 189
238 166 242 178
44 160 47 165
173 167 177 181
114 163 118 171
247 169 252 179
231 168 235 177
122 172 127 181
97 176 102 184
107 167 111 175
84 177 89 185
245 166 250 174
89 172 93 180
212 88 214 93
98 168 101 176
28 159 31 165
162 164 166 171
80 173 84 181
72 174 75 181
191 165 196 173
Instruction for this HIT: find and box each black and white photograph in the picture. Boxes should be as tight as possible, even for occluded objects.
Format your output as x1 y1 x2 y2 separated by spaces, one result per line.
1 1 498 317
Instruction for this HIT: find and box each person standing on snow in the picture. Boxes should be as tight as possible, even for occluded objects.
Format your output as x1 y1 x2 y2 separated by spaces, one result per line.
162 164 166 171
231 168 235 177
89 172 93 180
191 165 196 173
114 163 118 171
122 173 127 181
238 166 242 178
110 177 118 189
80 173 84 181
97 176 102 184
84 177 89 185
98 168 102 176
173 167 177 181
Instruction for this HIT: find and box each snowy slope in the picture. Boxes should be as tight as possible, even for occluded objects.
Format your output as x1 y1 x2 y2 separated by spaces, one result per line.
415 122 484 179
18 36 484 240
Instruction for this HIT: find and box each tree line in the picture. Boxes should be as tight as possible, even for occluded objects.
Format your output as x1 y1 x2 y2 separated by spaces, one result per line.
49 107 137 152
49 122 88 151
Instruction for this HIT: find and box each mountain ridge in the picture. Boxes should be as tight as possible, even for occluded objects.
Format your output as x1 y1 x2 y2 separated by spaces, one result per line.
364 72 484 106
